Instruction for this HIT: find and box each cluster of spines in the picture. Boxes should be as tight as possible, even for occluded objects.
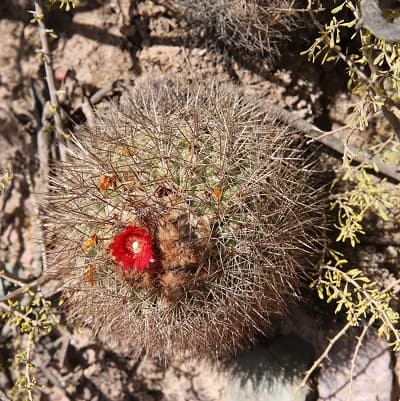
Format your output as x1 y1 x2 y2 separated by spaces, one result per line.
175 0 303 66
44 81 324 360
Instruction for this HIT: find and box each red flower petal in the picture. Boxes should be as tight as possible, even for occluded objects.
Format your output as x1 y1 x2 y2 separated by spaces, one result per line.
109 226 154 271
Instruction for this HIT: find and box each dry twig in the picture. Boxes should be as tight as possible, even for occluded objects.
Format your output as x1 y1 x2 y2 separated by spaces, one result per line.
0 389 12 401
0 274 47 302
34 0 64 139
297 321 353 390
267 102 400 183
347 324 370 401
34 0 66 161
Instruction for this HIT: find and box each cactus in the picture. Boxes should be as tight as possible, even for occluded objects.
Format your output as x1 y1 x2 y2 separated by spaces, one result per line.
44 80 324 359
174 0 303 66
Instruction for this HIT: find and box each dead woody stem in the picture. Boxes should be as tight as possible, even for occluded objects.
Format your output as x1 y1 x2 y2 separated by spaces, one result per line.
34 0 64 148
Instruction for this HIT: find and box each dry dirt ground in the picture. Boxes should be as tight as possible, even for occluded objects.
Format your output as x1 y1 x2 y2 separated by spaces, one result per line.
1 1 400 400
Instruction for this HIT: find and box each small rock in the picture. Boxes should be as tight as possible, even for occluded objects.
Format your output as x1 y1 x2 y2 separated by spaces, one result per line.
385 245 398 260
318 331 392 401
54 66 69 82
226 336 315 401
0 263 20 298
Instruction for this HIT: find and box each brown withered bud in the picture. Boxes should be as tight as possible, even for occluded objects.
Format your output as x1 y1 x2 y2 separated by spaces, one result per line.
43 80 326 360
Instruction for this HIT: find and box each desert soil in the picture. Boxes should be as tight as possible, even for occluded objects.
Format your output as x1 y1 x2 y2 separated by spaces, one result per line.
1 1 400 400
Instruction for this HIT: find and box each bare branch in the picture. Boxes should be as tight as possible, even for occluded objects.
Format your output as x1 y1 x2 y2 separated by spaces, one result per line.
0 274 48 303
267 102 400 183
34 0 65 154
347 324 370 401
297 321 353 390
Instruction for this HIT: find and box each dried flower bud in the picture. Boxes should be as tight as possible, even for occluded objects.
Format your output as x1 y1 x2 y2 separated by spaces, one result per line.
83 234 97 251
84 264 95 287
98 174 117 192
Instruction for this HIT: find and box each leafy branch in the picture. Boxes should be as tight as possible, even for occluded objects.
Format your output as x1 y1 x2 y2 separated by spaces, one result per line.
45 0 77 11
298 251 400 391
313 257 400 349
304 0 400 132
0 271 58 400
332 165 400 246
0 167 12 194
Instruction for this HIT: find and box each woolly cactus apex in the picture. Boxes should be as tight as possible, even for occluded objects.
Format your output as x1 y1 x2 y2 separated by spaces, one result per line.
44 80 325 360
174 0 304 66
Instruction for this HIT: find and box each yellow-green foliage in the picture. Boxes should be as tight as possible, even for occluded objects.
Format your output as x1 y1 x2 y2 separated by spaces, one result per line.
313 249 400 350
304 0 400 129
333 164 400 247
0 166 12 194
45 0 77 11
305 1 400 349
322 169 400 350
0 287 58 401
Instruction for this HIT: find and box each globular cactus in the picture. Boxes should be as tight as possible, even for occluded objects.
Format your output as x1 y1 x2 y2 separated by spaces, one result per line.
174 0 304 66
44 80 324 360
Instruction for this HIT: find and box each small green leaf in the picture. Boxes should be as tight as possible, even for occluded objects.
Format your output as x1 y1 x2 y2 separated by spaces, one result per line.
331 2 346 13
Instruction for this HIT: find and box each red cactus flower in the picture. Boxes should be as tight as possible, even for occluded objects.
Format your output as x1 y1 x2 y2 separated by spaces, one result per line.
109 226 155 271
